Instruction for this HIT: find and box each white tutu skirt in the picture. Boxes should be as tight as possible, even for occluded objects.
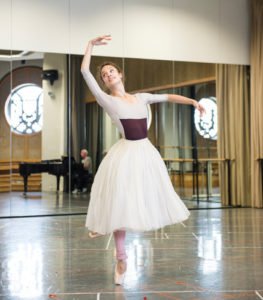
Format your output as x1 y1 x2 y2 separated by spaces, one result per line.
86 138 190 235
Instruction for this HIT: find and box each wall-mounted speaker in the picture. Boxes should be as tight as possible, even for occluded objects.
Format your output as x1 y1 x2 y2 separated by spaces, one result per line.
41 69 58 85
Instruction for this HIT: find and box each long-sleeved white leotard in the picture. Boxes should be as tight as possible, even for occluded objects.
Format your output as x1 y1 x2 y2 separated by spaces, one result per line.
82 70 168 140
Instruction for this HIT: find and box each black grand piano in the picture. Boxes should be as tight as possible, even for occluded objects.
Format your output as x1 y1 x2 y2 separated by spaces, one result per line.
19 156 76 194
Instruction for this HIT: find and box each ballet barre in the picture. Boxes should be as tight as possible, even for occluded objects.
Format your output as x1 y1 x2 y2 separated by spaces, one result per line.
163 157 232 205
160 146 217 149
163 158 193 168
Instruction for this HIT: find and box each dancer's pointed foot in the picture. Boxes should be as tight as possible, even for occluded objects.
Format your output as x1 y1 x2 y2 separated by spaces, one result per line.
114 260 127 285
88 231 103 239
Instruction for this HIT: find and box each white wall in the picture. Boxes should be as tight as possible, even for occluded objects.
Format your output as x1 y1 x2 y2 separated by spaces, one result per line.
0 0 250 65
0 1 11 50
41 53 67 191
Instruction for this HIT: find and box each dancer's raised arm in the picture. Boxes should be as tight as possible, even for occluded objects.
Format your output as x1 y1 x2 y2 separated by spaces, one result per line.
80 35 112 106
81 35 111 74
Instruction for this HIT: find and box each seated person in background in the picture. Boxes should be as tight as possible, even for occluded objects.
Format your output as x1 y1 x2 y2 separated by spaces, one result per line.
72 149 93 193
81 149 92 174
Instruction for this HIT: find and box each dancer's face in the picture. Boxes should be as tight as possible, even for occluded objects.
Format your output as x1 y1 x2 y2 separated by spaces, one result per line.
100 65 123 89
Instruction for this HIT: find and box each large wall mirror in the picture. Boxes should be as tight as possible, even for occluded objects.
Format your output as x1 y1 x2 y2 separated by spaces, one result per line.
0 49 222 217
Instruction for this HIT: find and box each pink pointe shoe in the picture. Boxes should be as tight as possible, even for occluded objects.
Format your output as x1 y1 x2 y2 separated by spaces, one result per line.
114 265 126 285
114 261 127 285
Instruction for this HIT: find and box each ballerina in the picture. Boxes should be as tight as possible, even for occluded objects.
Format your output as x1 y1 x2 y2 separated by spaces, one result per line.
81 35 205 285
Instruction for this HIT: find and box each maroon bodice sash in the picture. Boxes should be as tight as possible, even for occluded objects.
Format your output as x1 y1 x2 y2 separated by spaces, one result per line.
120 118 147 140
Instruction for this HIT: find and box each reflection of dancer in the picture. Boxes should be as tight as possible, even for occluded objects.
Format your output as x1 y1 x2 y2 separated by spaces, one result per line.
81 35 205 285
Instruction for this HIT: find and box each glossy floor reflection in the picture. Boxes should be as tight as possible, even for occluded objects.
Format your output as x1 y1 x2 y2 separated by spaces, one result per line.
0 208 263 299
0 192 90 216
0 192 224 217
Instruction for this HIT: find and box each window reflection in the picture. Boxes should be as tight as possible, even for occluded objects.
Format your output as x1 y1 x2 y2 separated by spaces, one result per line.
5 83 43 135
7 243 43 298
194 97 217 140
198 232 222 275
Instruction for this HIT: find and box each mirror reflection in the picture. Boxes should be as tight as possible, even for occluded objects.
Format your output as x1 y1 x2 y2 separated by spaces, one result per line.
0 49 225 217
0 49 12 216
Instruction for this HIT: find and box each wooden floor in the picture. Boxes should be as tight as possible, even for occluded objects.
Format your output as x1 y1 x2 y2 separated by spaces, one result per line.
0 192 263 300
0 206 262 299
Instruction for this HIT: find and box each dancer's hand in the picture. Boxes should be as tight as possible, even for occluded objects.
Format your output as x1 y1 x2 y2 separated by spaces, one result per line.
81 35 112 72
193 100 206 117
89 35 112 46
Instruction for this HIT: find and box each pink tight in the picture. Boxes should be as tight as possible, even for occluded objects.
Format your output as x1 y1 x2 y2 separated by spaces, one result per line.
113 230 127 261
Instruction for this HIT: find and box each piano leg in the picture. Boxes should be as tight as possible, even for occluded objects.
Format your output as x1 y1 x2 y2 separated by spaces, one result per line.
56 175 60 192
23 175 28 195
